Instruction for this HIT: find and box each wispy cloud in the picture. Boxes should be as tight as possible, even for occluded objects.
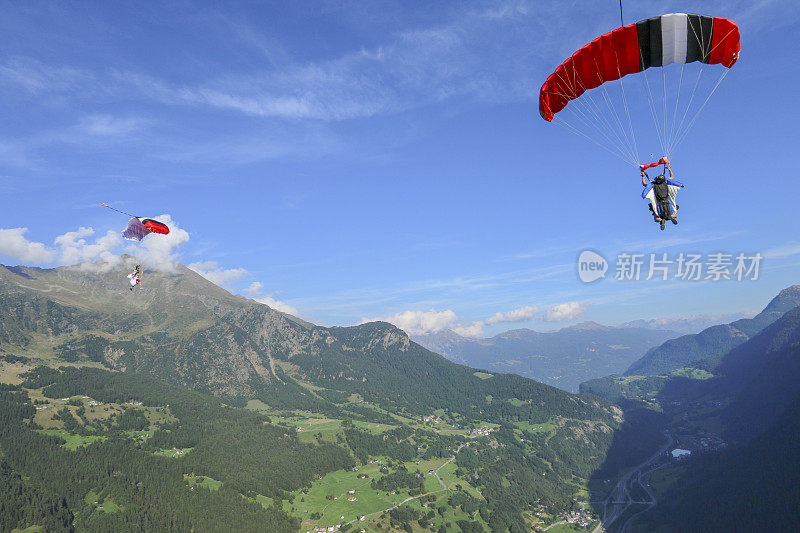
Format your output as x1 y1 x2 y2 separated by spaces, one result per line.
362 309 458 335
254 295 300 316
544 301 587 322
764 242 800 259
486 305 539 325
241 279 301 316
55 227 121 266
0 228 56 264
188 260 248 286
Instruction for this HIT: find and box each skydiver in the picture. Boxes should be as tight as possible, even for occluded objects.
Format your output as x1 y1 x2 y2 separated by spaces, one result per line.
128 265 142 290
641 157 683 231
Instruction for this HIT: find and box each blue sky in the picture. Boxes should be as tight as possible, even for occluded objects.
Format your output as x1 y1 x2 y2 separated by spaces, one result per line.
1 0 799 336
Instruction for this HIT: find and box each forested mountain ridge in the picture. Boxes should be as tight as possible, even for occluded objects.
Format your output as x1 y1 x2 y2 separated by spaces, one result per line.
413 323 677 392
0 259 616 424
0 258 631 532
623 285 800 376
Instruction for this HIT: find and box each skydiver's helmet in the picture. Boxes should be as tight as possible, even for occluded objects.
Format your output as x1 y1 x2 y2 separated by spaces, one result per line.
654 175 666 184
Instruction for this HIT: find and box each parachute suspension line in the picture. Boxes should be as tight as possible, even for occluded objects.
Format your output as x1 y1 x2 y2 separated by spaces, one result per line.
553 116 635 166
560 62 638 164
668 15 710 155
550 62 637 165
562 95 632 163
662 67 669 153
670 64 705 156
580 88 638 164
591 55 640 166
618 0 624 26
550 92 636 164
576 54 640 166
612 46 640 166
672 68 730 153
666 63 686 158
598 83 638 165
548 66 637 165
101 203 136 218
639 59 668 158
669 24 738 153
556 69 620 152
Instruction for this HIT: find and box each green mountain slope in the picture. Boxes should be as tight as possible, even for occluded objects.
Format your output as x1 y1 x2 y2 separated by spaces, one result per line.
0 260 615 425
639 393 800 532
0 257 626 531
624 285 800 376
587 298 800 532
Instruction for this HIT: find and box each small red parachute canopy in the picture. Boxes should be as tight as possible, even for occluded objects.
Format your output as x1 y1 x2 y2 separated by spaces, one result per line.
539 13 740 121
122 217 170 242
101 203 170 242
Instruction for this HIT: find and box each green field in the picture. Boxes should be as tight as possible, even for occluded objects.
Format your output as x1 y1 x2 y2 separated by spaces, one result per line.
37 429 105 450
546 524 582 532
646 464 685 499
184 474 223 491
245 401 399 444
287 453 477 530
514 418 555 433
84 490 123 514
290 463 393 528
154 447 192 458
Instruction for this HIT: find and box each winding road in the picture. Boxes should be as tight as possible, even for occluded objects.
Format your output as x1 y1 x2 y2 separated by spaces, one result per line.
592 432 673 533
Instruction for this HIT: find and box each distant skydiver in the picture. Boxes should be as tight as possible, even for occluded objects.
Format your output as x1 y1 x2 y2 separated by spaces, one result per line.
128 265 142 290
641 157 683 231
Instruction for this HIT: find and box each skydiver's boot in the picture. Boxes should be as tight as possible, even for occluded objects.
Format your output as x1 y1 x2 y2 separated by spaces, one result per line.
672 217 678 225
660 220 666 230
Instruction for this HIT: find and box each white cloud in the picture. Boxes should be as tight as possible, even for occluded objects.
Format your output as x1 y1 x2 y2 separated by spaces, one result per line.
363 309 457 335
452 322 485 338
244 280 301 316
544 302 587 322
188 260 248 286
1 217 188 272
447 304 539 338
485 305 538 325
254 295 300 316
54 227 122 265
129 214 190 271
78 114 144 136
245 281 263 295
0 227 55 264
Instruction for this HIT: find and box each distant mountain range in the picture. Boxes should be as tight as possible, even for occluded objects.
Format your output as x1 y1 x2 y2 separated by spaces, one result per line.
580 285 800 403
414 323 677 392
619 312 755 335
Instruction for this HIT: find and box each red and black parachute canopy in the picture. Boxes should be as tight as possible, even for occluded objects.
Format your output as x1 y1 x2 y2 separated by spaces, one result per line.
122 217 170 241
539 13 741 121
101 203 170 242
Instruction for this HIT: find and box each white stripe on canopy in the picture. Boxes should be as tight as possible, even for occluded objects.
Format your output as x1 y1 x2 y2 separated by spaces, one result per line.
661 13 688 66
